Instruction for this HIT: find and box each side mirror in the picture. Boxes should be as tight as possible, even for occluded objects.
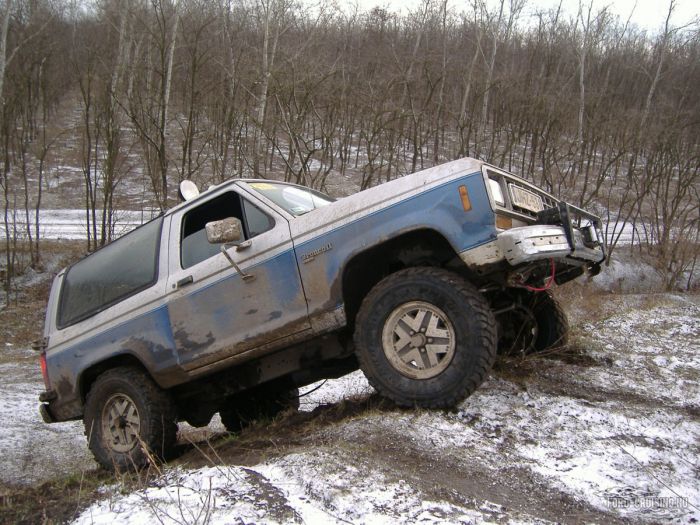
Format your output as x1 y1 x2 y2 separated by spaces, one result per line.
205 217 255 282
205 217 243 244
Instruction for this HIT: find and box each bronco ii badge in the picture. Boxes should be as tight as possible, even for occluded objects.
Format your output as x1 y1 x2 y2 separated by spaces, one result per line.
302 242 333 263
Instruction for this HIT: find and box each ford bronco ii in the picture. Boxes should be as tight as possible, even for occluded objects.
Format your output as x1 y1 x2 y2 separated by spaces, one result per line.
37 157 605 469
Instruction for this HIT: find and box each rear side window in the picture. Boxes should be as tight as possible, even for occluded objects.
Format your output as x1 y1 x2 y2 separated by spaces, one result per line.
58 217 163 329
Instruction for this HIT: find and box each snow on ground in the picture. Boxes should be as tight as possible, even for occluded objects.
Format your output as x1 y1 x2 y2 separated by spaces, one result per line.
590 257 666 293
0 209 159 240
298 370 374 411
74 458 497 525
458 380 698 522
0 346 96 485
66 294 699 524
0 293 695 522
0 348 228 488
575 297 700 407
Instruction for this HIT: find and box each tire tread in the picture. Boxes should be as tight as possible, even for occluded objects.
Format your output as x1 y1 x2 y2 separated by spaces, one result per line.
354 267 496 408
83 366 177 471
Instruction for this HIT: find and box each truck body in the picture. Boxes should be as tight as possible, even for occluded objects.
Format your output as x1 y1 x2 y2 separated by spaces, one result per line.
37 157 605 469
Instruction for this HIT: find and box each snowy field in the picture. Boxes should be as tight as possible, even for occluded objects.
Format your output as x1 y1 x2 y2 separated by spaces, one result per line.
0 209 159 240
2 294 697 523
0 208 653 246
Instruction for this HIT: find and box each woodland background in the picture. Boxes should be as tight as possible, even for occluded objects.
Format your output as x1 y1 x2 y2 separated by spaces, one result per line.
0 0 698 296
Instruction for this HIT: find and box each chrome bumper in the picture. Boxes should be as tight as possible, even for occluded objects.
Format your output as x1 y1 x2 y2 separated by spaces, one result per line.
497 224 604 266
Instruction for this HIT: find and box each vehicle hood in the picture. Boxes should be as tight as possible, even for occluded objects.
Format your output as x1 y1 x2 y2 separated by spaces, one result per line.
289 157 483 241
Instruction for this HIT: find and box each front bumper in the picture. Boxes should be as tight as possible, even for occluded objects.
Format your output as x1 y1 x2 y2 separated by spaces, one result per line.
498 202 605 266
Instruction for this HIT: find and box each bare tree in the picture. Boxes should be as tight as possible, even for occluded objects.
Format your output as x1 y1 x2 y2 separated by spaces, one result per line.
125 0 179 211
0 0 697 289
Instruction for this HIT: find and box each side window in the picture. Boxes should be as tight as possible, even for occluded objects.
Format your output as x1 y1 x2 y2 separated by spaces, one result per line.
180 192 274 269
58 217 163 329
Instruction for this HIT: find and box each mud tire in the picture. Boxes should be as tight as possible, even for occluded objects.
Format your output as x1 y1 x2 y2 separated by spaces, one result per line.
220 387 300 433
496 290 569 354
354 267 497 408
531 291 569 351
83 366 177 471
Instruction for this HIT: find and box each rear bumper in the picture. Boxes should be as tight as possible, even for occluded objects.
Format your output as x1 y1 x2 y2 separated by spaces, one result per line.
39 403 56 423
38 389 79 423
39 390 58 423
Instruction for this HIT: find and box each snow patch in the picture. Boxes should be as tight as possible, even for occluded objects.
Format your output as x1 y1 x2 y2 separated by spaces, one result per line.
74 456 497 524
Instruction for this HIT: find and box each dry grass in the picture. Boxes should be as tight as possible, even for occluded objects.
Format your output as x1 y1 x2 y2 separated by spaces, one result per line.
0 394 395 522
0 452 185 523
0 469 113 524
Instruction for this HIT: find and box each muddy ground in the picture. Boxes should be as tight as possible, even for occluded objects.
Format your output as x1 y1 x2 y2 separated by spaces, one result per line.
1 291 698 524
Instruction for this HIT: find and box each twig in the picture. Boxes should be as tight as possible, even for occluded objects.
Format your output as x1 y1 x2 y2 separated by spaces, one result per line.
618 446 699 512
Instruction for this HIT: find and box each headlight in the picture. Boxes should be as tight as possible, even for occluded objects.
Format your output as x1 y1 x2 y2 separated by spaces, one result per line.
489 179 505 206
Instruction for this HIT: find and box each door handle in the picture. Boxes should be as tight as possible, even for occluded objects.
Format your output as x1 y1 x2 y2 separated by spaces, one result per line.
177 275 193 288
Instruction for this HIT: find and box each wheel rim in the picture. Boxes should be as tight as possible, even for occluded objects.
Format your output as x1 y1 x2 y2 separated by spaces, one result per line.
101 393 141 453
381 301 456 379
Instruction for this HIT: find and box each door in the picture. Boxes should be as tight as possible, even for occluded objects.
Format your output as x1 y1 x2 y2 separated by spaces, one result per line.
165 186 310 373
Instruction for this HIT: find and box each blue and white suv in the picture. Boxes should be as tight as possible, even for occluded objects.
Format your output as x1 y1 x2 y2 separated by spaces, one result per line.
37 157 604 470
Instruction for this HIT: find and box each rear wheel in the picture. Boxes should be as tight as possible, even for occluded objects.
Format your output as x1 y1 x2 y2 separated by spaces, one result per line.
354 267 497 408
83 366 177 471
220 387 300 433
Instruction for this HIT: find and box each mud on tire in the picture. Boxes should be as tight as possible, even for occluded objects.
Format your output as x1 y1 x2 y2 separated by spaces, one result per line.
354 267 497 408
83 366 177 471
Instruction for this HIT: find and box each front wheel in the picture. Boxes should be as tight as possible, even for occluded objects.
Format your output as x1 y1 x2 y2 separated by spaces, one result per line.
496 290 569 355
83 366 177 471
354 267 497 408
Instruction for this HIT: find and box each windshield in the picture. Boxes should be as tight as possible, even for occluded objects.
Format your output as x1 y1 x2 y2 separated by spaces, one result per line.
247 182 334 216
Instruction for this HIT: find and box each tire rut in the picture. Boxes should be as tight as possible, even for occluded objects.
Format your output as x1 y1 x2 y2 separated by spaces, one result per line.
323 422 635 525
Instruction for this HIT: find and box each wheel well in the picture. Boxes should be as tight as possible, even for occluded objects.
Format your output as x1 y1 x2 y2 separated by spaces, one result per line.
341 229 458 328
79 354 149 402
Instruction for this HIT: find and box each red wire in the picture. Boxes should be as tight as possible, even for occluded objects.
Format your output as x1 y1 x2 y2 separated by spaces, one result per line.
523 258 556 292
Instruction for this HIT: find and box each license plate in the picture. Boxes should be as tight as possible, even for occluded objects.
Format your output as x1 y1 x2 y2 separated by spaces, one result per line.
509 185 544 213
